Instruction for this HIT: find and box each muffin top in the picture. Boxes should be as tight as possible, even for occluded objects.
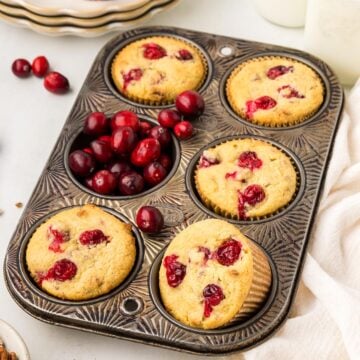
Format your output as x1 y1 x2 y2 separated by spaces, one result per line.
159 219 254 329
195 138 297 219
26 204 136 301
226 56 324 126
111 36 206 104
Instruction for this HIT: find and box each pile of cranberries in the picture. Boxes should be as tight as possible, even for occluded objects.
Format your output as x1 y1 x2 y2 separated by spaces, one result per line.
11 56 69 94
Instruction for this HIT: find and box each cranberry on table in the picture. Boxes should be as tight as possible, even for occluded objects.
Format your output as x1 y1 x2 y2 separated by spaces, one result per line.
143 161 167 186
106 160 132 178
119 171 144 195
175 90 205 117
111 110 140 132
174 121 193 140
90 139 113 163
111 126 138 155
92 170 117 195
32 56 49 77
68 150 95 177
131 138 161 167
149 126 171 148
44 71 69 94
157 109 181 128
84 112 108 136
158 153 172 171
136 206 164 234
12 58 32 78
139 121 152 138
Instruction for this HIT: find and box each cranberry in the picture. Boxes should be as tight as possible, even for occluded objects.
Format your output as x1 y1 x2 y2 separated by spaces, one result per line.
174 121 193 140
199 153 219 168
92 170 117 195
131 138 161 167
143 43 167 60
111 111 140 132
278 85 305 99
136 206 164 234
68 150 95 177
98 135 111 144
163 255 186 287
11 58 31 78
176 49 193 60
158 154 172 171
266 65 294 80
215 239 242 266
203 284 225 317
47 226 69 253
84 112 108 136
32 56 49 77
245 96 277 119
106 160 131 178
149 126 171 148
119 171 144 195
122 68 143 91
39 259 77 285
84 176 94 189
90 139 113 163
175 90 205 118
158 109 181 128
83 147 94 155
79 229 109 246
139 121 153 138
198 246 211 263
143 162 167 186
237 184 266 219
238 151 263 171
111 126 138 156
44 71 69 94
225 171 238 180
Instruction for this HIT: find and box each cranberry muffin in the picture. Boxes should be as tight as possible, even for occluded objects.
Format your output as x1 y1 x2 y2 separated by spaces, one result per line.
195 138 297 220
159 219 271 329
26 204 136 300
226 56 324 126
111 36 207 104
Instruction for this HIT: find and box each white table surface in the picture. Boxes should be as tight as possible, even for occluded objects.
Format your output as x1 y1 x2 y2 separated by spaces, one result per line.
0 0 304 358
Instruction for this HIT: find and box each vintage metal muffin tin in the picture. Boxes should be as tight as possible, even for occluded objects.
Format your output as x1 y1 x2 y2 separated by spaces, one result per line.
4 26 343 354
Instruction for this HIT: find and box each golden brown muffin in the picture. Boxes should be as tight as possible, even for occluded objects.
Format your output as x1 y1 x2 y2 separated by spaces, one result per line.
195 138 297 220
159 219 271 330
226 56 324 126
111 36 206 104
26 204 136 300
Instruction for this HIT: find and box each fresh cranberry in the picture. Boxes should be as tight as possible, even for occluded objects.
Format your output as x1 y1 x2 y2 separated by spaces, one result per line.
84 176 94 189
83 147 94 155
106 160 131 179
44 71 69 94
175 90 205 118
143 162 167 186
176 49 193 60
111 111 140 132
111 126 138 156
139 121 153 138
163 255 186 287
84 112 108 136
199 153 219 168
130 138 161 167
203 284 225 317
157 109 181 128
278 85 305 99
98 135 111 144
266 65 294 80
47 226 69 253
32 56 49 77
90 139 113 163
136 206 164 234
245 96 277 119
119 171 144 195
215 239 242 266
122 68 143 91
149 126 171 148
68 150 95 177
39 259 77 285
238 151 263 170
143 43 167 60
11 59 31 78
174 121 193 140
92 170 117 195
158 154 172 171
79 229 109 246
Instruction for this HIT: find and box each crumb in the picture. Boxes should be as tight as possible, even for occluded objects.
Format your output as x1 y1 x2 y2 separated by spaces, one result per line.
15 202 23 208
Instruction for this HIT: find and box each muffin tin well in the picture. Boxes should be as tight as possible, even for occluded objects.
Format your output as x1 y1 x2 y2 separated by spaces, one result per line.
4 26 343 355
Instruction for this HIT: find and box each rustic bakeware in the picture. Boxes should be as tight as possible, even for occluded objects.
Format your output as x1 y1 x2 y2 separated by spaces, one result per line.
4 26 343 355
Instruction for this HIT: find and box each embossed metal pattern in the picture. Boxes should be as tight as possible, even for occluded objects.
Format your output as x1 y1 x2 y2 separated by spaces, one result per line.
3 26 344 355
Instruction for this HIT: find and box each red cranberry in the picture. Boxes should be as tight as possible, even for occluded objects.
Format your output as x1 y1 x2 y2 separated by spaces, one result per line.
158 109 181 128
174 121 193 140
79 229 109 246
176 49 193 60
238 151 263 171
267 65 294 80
11 58 32 78
39 259 77 285
90 139 113 163
175 90 205 118
215 239 242 266
84 112 108 136
163 255 186 287
92 170 117 195
131 138 161 167
136 206 164 234
149 126 171 148
119 171 144 195
111 111 140 132
84 176 94 189
32 56 49 77
203 284 224 317
47 226 69 253
278 85 305 99
68 150 95 177
44 71 69 94
243 184 265 205
111 126 138 156
143 43 167 60
225 171 238 180
122 68 143 91
98 135 112 144
199 153 219 168
83 147 94 155
245 96 277 119
106 160 131 178
139 121 153 138
143 162 167 186
158 154 172 171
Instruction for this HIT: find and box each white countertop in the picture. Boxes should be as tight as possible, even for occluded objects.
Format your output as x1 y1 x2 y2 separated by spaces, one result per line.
0 1 303 358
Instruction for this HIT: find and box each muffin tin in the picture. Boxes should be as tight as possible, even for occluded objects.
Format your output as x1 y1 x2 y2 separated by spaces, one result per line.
4 26 343 354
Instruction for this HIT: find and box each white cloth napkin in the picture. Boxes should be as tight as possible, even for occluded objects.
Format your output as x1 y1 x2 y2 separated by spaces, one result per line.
233 81 360 360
